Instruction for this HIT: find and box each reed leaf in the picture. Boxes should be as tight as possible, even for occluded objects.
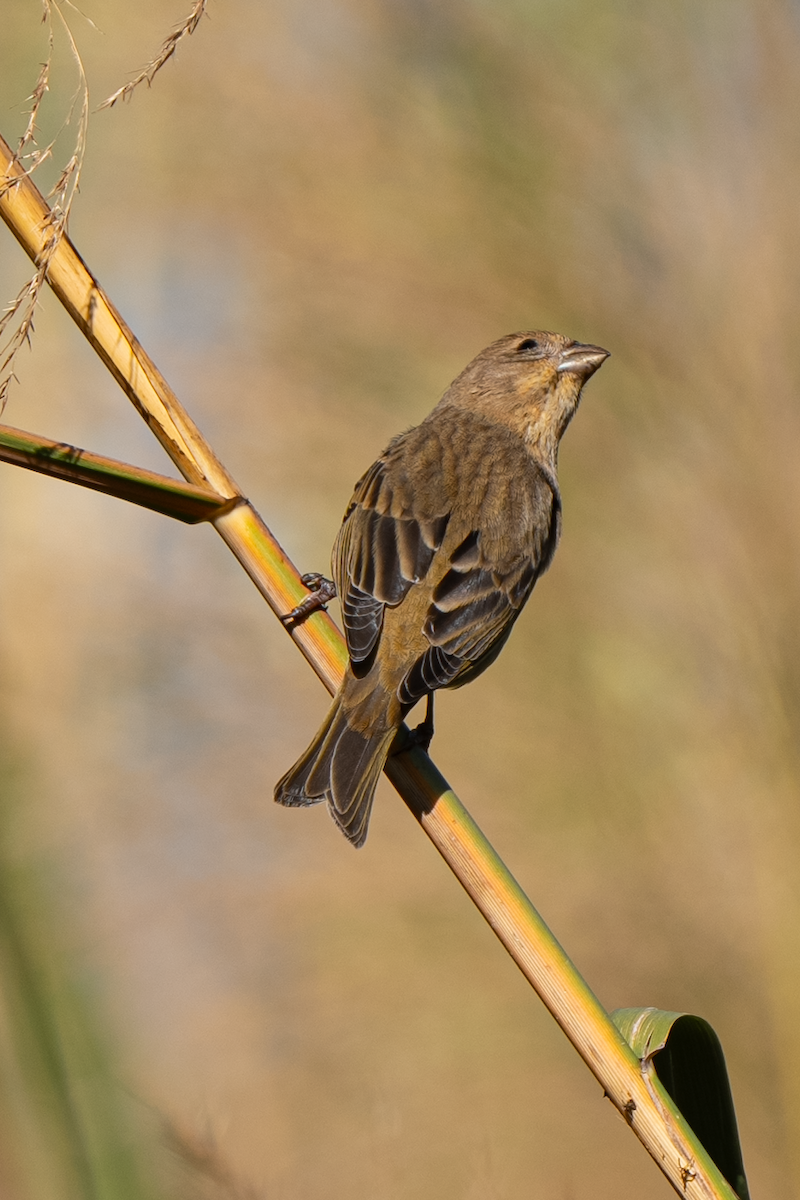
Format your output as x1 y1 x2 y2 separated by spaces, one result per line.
0 422 228 523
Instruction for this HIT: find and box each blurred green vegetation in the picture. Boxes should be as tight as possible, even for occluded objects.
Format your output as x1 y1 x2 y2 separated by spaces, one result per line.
2 0 800 1195
0 751 160 1199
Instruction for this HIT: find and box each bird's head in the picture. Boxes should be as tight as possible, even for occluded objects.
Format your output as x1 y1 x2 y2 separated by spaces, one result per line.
440 330 609 468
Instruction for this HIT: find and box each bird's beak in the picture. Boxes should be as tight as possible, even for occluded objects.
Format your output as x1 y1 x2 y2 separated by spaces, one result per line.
556 342 610 379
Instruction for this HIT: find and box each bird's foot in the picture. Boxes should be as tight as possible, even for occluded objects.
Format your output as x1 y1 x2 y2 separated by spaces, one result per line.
391 695 435 756
408 714 434 754
281 572 337 626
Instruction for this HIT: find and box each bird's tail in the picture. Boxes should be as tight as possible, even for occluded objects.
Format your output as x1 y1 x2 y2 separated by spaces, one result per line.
274 698 396 848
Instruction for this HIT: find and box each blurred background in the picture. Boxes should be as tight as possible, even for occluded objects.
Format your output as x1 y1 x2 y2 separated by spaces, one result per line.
1 0 799 1195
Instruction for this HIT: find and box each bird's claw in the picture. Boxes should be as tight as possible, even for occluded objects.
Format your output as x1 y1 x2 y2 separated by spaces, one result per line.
391 696 435 756
408 716 434 753
281 573 338 626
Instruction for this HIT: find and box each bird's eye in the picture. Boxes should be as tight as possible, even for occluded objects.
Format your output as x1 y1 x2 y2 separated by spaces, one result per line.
516 338 539 353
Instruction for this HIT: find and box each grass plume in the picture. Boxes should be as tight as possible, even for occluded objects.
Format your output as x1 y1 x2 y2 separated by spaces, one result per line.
99 0 210 109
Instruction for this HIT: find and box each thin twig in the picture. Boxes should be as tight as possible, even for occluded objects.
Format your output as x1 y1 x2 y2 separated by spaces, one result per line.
99 0 209 109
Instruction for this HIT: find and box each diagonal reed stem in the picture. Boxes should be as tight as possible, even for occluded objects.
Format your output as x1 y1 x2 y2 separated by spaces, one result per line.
0 132 741 1200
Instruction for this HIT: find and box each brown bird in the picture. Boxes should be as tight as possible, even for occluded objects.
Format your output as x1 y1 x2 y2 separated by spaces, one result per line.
275 331 608 846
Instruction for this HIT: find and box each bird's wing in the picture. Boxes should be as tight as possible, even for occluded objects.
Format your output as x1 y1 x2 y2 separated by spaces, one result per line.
335 419 559 703
398 466 560 706
334 452 450 675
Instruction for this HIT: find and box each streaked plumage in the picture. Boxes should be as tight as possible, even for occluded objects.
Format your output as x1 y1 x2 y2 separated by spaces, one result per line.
275 331 608 846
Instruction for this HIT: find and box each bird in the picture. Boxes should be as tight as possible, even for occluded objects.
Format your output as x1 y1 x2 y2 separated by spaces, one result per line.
275 330 608 847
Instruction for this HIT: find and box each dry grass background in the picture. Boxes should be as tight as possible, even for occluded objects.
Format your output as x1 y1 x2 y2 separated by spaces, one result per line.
1 0 800 1195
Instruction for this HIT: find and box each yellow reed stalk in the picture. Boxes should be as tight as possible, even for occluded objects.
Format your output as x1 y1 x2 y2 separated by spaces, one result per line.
0 131 743 1200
